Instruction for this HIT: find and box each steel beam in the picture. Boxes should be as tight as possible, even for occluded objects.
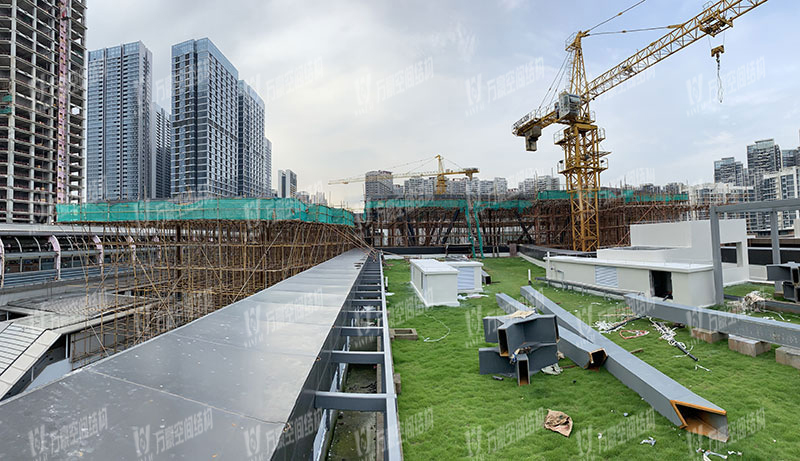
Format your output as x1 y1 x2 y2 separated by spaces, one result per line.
338 326 383 337
497 315 558 358
329 351 385 365
522 286 729 442
343 310 383 320
482 316 504 343
478 347 514 374
496 292 530 315
715 197 800 213
625 294 800 348
558 328 607 369
315 391 387 412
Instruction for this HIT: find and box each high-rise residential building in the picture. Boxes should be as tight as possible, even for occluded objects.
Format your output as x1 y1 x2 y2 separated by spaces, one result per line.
87 42 152 202
763 167 800 229
264 137 272 193
403 177 435 197
152 103 171 199
686 182 753 223
782 148 800 169
493 177 508 197
1 1 86 223
747 139 782 229
713 157 745 186
664 182 685 195
312 191 327 206
278 169 297 198
237 81 267 197
171 38 238 197
747 139 781 176
365 170 393 200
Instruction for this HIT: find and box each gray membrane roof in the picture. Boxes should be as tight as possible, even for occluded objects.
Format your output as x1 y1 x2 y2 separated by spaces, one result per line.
0 249 368 460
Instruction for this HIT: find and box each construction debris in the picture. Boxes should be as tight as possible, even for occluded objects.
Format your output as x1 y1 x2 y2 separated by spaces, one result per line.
541 364 563 375
640 436 656 446
543 410 573 437
651 320 698 361
697 448 728 460
619 329 649 339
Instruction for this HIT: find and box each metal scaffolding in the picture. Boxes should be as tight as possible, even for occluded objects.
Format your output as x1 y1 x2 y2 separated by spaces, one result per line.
63 216 364 367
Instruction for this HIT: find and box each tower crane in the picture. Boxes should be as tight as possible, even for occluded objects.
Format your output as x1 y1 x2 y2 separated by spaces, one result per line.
513 0 768 251
329 155 479 195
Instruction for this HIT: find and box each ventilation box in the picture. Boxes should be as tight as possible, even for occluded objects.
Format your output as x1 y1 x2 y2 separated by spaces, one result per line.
446 260 484 293
409 259 459 307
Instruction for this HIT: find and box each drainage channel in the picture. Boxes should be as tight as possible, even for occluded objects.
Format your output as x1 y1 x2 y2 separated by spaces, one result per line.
325 253 401 460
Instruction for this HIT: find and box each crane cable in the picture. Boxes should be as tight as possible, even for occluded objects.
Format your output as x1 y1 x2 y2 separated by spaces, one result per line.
537 51 570 115
587 25 676 36
587 0 648 33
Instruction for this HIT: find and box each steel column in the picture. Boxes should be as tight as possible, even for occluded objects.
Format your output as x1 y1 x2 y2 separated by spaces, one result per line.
710 206 724 306
770 210 781 294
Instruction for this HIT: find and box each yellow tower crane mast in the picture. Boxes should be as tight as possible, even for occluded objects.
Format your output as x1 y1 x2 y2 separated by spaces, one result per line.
329 155 479 195
513 0 768 251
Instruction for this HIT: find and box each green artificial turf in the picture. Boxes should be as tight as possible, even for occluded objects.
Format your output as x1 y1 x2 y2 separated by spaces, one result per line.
724 282 775 299
385 257 800 460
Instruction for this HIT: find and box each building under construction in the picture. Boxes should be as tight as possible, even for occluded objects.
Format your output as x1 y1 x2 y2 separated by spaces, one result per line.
361 191 703 255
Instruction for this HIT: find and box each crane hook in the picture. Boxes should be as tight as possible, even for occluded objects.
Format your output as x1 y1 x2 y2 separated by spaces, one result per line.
711 45 725 103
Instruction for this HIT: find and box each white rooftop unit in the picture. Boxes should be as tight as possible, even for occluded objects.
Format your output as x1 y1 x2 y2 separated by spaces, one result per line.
409 259 459 307
446 260 484 293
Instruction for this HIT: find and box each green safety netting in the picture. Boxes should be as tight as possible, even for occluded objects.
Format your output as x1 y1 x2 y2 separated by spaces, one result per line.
365 192 687 210
56 198 355 226
535 190 688 203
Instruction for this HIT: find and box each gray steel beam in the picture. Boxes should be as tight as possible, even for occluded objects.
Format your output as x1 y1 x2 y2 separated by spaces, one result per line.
338 326 383 337
482 316 504 343
496 293 530 315
497 315 558 358
329 351 385 365
767 264 792 282
625 294 800 348
710 207 724 306
315 391 387 412
478 347 514 374
771 211 781 293
343 310 383 320
715 197 800 213
558 328 607 369
522 286 729 442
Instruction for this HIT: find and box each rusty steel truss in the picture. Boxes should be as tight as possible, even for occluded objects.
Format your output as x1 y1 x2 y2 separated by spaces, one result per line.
362 198 702 251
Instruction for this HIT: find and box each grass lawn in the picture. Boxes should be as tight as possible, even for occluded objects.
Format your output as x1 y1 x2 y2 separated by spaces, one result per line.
385 257 800 460
724 282 775 299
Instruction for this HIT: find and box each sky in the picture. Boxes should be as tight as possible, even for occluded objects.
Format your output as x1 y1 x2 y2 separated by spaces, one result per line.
87 0 800 208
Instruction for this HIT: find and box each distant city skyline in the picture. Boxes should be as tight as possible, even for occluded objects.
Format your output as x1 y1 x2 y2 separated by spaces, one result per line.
86 1 800 208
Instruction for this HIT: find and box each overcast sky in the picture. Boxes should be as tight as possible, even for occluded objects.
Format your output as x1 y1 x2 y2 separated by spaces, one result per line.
87 0 799 208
